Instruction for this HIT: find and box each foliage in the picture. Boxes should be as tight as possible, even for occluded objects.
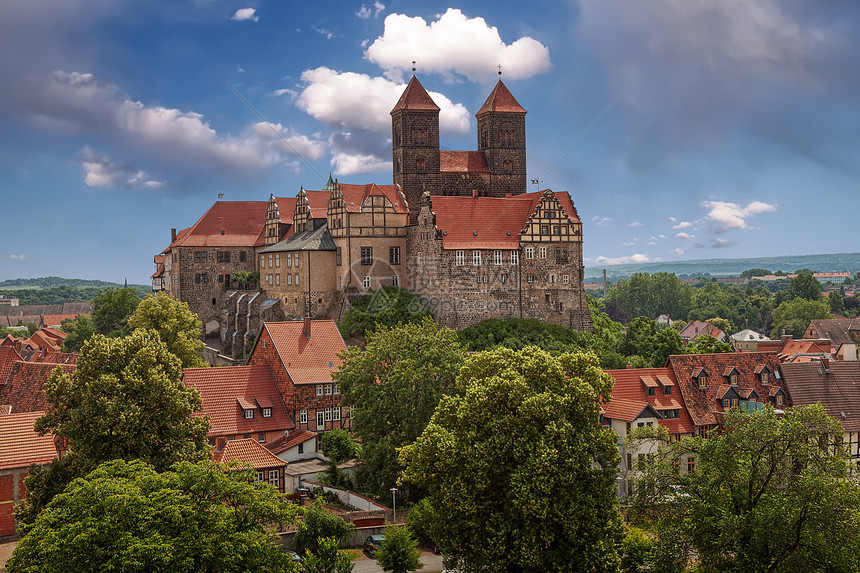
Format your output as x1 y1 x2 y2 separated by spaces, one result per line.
302 537 354 573
294 501 355 555
0 277 149 305
128 292 205 368
339 287 432 338
458 317 585 353
231 270 260 290
770 297 831 338
7 459 301 573
59 315 95 352
375 525 422 573
685 334 733 354
740 287 773 332
788 271 822 302
321 429 359 487
401 346 623 572
333 318 463 499
620 526 656 573
628 406 860 573
619 317 685 367
608 272 692 322
404 497 435 547
687 282 742 332
740 268 771 278
90 287 142 338
829 290 846 315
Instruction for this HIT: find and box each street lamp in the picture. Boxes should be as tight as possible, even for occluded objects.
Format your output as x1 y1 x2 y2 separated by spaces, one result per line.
390 487 398 523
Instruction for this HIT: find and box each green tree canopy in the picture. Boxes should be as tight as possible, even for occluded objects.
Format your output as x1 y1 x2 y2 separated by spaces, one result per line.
458 317 585 353
628 406 860 573
301 537 353 573
128 292 205 368
685 334 733 354
320 429 359 487
375 525 422 573
401 347 623 572
90 287 142 338
339 287 432 339
59 315 96 352
293 501 355 555
608 272 692 322
771 297 831 339
740 268 771 279
687 282 742 331
788 271 822 302
8 459 301 573
333 318 464 499
829 290 846 315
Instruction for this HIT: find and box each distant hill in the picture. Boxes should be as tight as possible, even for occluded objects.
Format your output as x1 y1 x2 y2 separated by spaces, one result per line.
0 277 149 305
585 252 860 281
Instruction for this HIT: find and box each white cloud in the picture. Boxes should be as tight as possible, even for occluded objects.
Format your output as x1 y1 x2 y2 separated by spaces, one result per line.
356 2 385 20
712 238 733 249
702 200 777 231
674 232 694 240
595 253 651 265
10 253 25 260
622 238 639 246
272 88 298 99
315 27 336 40
231 8 258 22
251 122 327 161
79 147 163 189
296 67 470 134
592 216 612 226
667 216 676 223
673 221 694 229
672 248 685 255
364 9 551 82
330 151 390 175
628 221 643 227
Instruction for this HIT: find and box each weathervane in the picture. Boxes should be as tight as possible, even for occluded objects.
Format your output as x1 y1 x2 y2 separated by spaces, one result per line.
498 64 502 76
412 61 416 72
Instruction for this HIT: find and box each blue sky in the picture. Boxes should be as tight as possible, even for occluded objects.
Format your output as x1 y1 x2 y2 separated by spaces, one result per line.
2 0 859 285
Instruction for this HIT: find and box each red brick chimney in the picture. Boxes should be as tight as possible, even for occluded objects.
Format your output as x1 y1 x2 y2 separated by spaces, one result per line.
303 317 311 338
171 228 177 242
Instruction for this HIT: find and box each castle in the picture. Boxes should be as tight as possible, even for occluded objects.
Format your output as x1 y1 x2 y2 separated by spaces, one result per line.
153 77 592 357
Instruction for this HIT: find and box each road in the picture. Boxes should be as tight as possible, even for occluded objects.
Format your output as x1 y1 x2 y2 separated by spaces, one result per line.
352 553 443 573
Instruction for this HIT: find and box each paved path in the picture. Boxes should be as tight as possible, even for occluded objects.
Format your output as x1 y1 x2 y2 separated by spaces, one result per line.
352 552 443 573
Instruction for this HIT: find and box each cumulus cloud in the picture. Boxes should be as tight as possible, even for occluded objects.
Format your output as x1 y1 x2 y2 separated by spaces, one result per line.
364 9 551 82
673 221 694 229
356 2 385 20
79 147 163 189
251 122 327 161
592 216 612 226
331 151 390 176
674 232 694 240
231 8 258 22
702 200 776 231
595 253 651 265
10 253 25 260
712 238 734 248
628 221 643 227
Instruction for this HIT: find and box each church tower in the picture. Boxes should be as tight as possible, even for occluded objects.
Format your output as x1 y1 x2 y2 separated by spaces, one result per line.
391 76 441 219
476 80 527 196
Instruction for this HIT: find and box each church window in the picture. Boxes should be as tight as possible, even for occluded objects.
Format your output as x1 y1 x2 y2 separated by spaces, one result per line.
411 121 429 145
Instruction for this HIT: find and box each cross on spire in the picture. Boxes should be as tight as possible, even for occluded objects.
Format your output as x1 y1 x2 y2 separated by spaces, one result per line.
498 64 502 76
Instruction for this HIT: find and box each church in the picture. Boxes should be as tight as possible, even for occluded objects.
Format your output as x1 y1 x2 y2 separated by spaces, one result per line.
153 77 592 357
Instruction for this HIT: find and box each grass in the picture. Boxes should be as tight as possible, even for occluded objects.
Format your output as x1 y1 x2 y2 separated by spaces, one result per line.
341 548 364 561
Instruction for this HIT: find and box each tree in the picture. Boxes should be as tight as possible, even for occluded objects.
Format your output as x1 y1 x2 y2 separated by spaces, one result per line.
90 287 142 338
788 271 822 302
740 268 770 279
321 429 359 487
829 290 846 315
458 317 585 353
59 315 95 352
688 282 742 331
301 537 354 573
7 459 301 573
628 406 860 572
685 334 733 354
294 501 355 555
771 297 831 339
609 272 692 322
375 525 422 573
401 347 623 572
333 318 463 499
231 270 260 290
404 497 435 548
339 286 432 338
128 292 206 368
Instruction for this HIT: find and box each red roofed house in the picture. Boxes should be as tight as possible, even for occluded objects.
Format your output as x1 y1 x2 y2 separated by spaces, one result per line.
0 361 75 414
247 320 349 434
213 438 289 493
803 318 860 361
678 321 726 345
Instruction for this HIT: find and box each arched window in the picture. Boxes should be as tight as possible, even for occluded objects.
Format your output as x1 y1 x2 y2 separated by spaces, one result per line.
411 121 429 145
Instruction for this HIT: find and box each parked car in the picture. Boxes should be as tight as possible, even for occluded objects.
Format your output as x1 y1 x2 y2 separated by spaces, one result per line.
363 534 386 556
286 550 303 563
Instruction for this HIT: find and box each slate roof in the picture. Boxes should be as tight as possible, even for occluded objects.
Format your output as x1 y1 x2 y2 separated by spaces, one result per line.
259 320 346 386
0 361 75 413
604 367 695 434
806 319 860 347
213 438 286 468
781 361 860 432
168 201 268 248
183 365 294 437
266 429 318 456
0 410 58 470
259 224 336 253
666 352 786 428
476 80 527 115
390 76 440 112
439 151 490 173
429 190 581 250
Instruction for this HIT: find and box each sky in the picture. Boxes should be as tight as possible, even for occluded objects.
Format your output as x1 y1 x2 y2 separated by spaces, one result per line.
2 0 859 285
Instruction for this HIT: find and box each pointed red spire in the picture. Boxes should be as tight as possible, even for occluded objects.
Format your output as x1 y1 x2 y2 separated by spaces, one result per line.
390 76 440 113
476 80 526 115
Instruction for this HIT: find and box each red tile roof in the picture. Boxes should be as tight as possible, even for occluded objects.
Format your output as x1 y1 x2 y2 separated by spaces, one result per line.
390 76 440 112
340 184 408 214
169 201 268 248
665 352 786 428
602 398 657 423
27 331 61 352
0 410 58 470
42 316 78 328
476 80 527 115
183 365 294 437
439 151 490 173
260 320 346 385
213 438 286 468
30 352 78 365
604 367 695 434
266 429 318 455
0 346 23 386
0 362 75 413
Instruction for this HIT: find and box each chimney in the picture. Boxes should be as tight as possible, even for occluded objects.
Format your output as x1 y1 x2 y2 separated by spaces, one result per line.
822 357 831 372
472 189 478 198
303 316 311 338
216 437 226 452
171 228 177 242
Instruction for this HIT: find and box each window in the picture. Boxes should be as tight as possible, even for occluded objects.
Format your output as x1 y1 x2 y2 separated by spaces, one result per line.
268 254 273 268
663 386 672 396
697 375 708 389
541 225 549 235
294 273 299 286
260 255 265 269
553 226 561 235
268 469 279 488
761 372 769 384
776 394 783 406
261 340 266 349
550 274 556 284
455 251 465 266
194 273 209 284
275 274 280 285
239 251 246 262
338 276 342 288
473 251 481 266
194 251 207 263
287 274 292 285
687 457 696 474
729 374 738 385
494 250 502 265
646 387 655 396
526 274 534 283
316 385 323 396
563 275 569 285
501 274 508 284
262 408 272 418
511 251 519 265
723 399 730 409
244 409 254 419
244 434 251 439
255 471 264 482
325 384 332 396
525 247 534 260
208 437 216 446
316 411 325 430
336 247 342 266
333 383 339 395
298 442 304 454
287 255 292 267
361 246 373 265
392 275 399 287
217 251 231 263
275 254 280 267
349 406 355 419
258 433 266 442
294 253 299 267
363 276 371 289
417 252 422 266
539 247 547 259
218 274 224 283
389 246 400 265
333 407 341 421
325 407 333 422
300 409 308 424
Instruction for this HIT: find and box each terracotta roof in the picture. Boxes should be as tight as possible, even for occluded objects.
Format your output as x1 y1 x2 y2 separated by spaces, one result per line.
266 428 318 455
42 316 77 328
151 261 165 279
665 352 786 428
476 80 527 115
340 183 408 214
305 190 331 219
439 151 490 173
169 201 268 248
390 76 440 112
806 319 860 346
781 361 860 432
603 398 659 423
183 365 294 437
41 327 67 341
259 320 346 385
30 352 78 365
213 438 286 468
604 367 695 434
0 361 75 413
429 190 580 250
0 410 58 470
0 346 24 386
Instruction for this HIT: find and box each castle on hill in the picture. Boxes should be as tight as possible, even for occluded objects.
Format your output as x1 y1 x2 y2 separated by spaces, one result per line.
153 77 592 357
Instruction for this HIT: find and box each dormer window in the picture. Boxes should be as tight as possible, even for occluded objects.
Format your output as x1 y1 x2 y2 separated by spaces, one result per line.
723 367 740 386
262 408 272 418
761 371 769 384
692 368 709 389
244 409 254 419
